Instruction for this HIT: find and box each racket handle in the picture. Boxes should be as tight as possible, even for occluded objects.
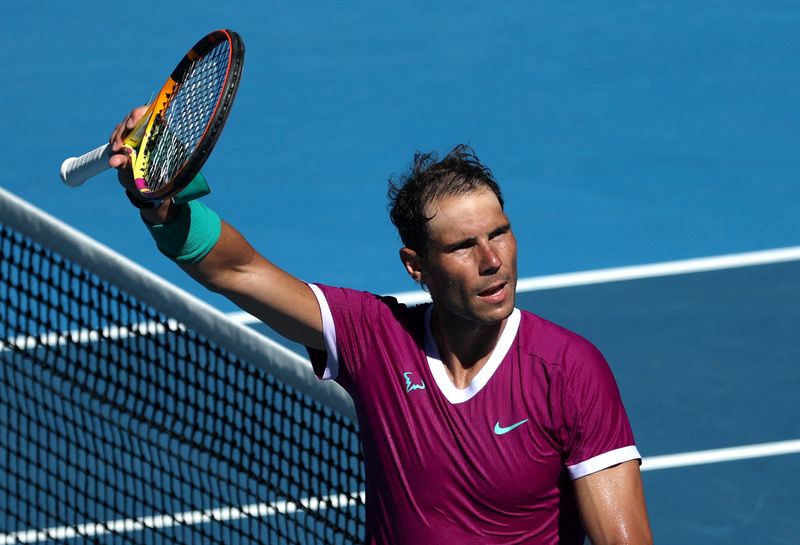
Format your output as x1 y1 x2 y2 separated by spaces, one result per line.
60 144 113 187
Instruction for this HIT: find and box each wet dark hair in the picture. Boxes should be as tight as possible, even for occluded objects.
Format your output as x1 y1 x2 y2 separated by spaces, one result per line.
387 145 504 255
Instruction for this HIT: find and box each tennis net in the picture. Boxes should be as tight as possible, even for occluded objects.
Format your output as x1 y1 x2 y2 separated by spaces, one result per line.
0 187 365 544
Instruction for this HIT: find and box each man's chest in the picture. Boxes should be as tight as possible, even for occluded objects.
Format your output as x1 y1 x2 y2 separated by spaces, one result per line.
351 347 566 512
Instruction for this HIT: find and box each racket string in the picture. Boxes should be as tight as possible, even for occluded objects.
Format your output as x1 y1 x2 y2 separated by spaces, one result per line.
145 42 231 191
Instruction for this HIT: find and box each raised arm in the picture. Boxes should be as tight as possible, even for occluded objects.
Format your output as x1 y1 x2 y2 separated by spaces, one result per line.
573 460 653 545
109 107 325 352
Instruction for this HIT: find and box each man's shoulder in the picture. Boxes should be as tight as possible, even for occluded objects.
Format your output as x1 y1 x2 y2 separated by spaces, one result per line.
312 283 430 324
516 308 592 345
515 309 605 368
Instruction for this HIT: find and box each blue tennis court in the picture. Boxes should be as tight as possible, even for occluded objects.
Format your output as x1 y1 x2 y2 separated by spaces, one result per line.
2 1 798 543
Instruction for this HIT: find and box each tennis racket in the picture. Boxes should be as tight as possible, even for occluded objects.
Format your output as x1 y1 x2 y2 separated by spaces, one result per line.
60 29 245 202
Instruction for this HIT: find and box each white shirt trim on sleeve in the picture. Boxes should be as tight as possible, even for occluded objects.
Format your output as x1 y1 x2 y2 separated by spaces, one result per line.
307 283 339 380
567 446 642 480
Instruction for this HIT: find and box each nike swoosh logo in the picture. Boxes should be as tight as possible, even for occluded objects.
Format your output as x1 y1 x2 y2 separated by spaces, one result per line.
494 419 529 435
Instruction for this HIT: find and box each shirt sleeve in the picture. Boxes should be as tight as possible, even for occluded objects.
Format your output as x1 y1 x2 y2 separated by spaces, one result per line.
306 283 339 380
305 283 416 386
559 338 641 479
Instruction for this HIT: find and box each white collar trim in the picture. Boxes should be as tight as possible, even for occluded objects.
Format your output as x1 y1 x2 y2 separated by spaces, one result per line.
424 307 521 404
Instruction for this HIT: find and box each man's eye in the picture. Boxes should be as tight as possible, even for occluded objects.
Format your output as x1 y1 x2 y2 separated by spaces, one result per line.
491 224 513 239
448 241 473 253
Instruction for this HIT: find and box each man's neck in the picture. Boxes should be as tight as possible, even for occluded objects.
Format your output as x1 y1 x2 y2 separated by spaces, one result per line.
430 309 508 389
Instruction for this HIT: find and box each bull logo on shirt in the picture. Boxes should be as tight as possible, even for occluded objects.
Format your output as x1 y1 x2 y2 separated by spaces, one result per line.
402 371 426 393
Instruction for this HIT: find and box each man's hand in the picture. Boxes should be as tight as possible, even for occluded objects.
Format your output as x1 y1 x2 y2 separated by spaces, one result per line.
108 106 176 224
108 105 148 171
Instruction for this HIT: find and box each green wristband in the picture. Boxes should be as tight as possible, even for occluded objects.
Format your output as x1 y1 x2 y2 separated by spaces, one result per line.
146 200 222 263
174 172 211 204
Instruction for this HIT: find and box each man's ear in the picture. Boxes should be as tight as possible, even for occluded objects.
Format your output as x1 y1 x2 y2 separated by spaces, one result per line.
399 247 425 284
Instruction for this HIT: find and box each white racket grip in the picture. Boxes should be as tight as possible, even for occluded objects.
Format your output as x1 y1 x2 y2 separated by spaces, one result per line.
60 143 113 187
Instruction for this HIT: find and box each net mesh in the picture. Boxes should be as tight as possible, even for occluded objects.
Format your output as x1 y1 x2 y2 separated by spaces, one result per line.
0 195 366 544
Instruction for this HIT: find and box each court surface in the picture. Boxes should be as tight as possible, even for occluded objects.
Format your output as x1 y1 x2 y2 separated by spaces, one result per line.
2 1 799 543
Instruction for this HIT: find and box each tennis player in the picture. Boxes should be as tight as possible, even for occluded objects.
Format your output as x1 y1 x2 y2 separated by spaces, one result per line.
111 108 653 545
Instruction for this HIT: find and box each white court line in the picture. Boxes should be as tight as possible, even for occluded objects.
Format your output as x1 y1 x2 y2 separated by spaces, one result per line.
226 245 800 321
2 439 798 543
641 438 800 471
515 245 800 292
0 320 181 353
0 492 366 544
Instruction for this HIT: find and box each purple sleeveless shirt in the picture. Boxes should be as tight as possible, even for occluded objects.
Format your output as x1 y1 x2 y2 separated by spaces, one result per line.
307 284 640 545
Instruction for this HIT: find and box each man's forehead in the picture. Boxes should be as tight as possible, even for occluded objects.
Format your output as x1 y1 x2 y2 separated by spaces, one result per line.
424 190 508 240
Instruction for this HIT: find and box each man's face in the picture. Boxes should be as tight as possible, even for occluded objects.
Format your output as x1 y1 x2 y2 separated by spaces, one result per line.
408 189 517 328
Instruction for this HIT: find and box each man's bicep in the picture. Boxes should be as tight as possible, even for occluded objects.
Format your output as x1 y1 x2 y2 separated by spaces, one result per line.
572 460 653 545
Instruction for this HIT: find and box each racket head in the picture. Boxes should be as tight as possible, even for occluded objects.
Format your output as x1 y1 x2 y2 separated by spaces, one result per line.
130 29 245 201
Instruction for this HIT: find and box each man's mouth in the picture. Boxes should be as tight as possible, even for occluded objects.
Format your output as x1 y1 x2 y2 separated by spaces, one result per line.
478 282 506 298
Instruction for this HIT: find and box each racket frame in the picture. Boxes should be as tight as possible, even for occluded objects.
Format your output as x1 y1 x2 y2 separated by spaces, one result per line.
60 29 245 200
